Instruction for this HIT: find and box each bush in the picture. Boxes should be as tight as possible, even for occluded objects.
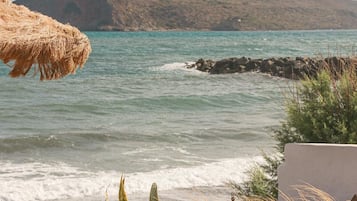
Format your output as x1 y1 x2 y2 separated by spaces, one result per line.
283 68 357 144
230 153 282 200
232 64 357 200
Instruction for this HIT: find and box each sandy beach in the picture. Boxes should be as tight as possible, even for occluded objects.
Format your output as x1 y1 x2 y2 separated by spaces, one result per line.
61 186 232 201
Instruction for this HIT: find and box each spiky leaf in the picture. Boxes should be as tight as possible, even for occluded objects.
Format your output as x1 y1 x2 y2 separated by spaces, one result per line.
149 183 159 201
119 176 128 201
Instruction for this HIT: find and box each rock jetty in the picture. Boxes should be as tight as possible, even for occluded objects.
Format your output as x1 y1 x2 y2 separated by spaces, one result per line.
186 56 357 79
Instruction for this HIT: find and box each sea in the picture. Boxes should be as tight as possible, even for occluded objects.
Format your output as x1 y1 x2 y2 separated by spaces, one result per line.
0 30 357 201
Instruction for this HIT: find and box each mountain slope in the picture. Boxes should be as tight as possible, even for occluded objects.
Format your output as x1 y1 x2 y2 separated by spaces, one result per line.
15 0 357 31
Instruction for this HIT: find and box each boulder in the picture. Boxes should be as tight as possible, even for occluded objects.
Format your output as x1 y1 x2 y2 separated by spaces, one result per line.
260 59 274 73
189 56 357 80
193 58 215 72
210 57 249 74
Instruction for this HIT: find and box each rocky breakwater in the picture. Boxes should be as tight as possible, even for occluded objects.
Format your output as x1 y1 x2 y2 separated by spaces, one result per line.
186 56 357 79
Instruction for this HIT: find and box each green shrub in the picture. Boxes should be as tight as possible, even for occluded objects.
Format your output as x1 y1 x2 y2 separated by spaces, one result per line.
230 153 281 201
283 68 357 145
232 63 357 200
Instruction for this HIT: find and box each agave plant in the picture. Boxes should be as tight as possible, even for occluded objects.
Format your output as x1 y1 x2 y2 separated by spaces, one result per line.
115 176 159 201
119 176 128 201
149 183 159 201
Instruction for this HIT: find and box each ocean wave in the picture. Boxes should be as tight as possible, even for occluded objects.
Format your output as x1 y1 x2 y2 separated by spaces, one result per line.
0 156 263 201
0 135 65 153
0 133 119 153
120 91 276 112
154 62 205 74
0 129 266 154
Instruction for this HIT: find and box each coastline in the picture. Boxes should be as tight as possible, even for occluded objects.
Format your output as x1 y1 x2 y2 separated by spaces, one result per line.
187 56 357 79
60 186 232 201
129 186 232 201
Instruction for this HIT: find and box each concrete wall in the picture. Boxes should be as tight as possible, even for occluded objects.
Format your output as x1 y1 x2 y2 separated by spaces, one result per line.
278 143 357 201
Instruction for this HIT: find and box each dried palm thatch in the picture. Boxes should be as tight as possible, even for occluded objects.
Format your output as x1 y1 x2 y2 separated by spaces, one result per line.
0 0 91 80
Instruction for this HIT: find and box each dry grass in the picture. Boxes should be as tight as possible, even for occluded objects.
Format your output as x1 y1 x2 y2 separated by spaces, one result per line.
0 0 91 80
285 184 335 201
242 184 335 201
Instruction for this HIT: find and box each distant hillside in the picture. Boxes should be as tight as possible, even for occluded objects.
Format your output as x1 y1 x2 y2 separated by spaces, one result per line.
15 0 357 31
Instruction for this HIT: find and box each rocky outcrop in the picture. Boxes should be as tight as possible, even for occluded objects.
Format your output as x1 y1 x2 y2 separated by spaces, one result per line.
14 0 357 31
187 57 357 80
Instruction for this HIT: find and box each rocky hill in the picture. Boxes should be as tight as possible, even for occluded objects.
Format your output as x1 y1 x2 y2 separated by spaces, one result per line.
15 0 357 31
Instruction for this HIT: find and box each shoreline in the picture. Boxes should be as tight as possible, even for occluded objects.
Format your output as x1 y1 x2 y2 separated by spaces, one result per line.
60 185 233 201
186 56 357 79
87 28 357 32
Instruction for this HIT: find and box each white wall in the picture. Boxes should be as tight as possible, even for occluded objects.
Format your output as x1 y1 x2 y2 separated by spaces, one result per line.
278 143 357 201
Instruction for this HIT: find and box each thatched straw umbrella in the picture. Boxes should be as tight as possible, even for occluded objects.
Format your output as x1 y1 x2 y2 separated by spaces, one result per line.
0 0 91 80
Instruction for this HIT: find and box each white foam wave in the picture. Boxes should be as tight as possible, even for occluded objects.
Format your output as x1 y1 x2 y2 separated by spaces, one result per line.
155 62 205 74
0 156 263 201
0 162 103 201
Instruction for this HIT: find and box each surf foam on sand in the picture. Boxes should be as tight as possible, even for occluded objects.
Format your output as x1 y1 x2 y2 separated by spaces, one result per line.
0 156 263 201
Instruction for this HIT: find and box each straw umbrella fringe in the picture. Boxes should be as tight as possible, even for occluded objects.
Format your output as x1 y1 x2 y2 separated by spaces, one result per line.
0 0 91 80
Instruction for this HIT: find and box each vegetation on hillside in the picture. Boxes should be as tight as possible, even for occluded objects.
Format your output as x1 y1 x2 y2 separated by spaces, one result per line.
15 0 357 31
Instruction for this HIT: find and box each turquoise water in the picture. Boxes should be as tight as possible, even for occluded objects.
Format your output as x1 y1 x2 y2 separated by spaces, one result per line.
0 30 357 201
